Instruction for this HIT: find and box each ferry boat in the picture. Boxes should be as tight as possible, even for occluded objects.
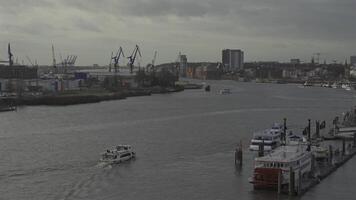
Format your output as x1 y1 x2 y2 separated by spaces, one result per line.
249 144 312 189
249 123 283 151
100 145 136 164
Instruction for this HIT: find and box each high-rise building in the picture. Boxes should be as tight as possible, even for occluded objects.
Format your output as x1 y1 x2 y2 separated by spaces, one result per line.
350 56 356 66
222 49 244 72
179 55 188 77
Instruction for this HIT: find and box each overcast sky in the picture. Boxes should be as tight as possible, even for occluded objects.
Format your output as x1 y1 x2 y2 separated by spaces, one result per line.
0 0 355 66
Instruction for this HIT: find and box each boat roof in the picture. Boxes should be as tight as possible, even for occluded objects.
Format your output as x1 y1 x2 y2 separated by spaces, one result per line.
253 129 280 137
255 144 309 163
271 123 283 129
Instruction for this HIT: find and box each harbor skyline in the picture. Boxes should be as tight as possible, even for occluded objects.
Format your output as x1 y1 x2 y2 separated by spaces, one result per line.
1 0 356 66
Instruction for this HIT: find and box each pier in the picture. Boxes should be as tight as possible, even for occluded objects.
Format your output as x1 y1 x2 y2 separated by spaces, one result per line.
250 106 356 196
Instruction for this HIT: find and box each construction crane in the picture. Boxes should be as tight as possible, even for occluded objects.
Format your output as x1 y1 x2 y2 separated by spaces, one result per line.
146 51 158 72
0 43 14 66
109 51 113 72
52 44 56 68
8 43 13 66
26 56 35 67
127 45 141 74
111 47 125 73
152 51 157 67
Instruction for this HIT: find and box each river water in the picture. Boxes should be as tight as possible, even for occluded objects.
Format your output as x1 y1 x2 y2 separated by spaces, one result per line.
0 81 355 200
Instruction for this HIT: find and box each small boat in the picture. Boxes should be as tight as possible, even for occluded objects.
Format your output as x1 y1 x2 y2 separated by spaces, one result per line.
100 145 136 164
219 88 231 95
249 144 312 189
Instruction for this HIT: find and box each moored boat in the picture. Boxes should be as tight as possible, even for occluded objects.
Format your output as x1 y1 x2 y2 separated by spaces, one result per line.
249 144 312 189
249 123 283 151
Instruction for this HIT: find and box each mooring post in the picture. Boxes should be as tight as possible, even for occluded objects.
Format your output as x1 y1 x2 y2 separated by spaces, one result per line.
316 120 320 138
278 170 282 194
307 119 311 152
289 167 295 196
342 138 346 156
311 154 315 174
298 170 302 195
283 118 287 144
329 145 333 165
235 141 243 166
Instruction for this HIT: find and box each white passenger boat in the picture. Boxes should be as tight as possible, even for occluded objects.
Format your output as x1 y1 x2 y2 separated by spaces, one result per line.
249 123 283 151
100 145 136 164
249 144 312 189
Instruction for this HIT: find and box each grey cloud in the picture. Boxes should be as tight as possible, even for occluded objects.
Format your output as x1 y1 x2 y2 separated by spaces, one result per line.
74 18 102 32
0 0 355 65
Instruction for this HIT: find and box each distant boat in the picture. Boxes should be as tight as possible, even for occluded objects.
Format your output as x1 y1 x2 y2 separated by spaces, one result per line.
100 145 136 164
0 100 16 112
219 88 231 95
303 81 313 87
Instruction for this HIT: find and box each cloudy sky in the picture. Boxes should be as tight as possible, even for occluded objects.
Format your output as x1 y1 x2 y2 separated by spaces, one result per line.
0 0 355 66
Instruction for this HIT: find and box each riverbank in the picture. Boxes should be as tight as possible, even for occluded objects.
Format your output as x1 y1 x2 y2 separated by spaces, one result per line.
10 86 185 106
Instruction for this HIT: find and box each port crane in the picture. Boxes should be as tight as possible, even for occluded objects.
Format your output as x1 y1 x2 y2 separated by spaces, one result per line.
146 51 158 72
127 45 141 74
111 47 125 73
26 56 35 67
0 43 14 66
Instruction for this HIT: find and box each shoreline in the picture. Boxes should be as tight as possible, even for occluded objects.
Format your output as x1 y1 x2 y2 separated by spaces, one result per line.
10 86 185 106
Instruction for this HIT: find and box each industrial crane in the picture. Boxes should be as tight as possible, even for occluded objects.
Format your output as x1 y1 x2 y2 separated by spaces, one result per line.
127 45 141 74
111 47 125 73
26 56 35 67
0 43 14 66
8 43 13 66
146 51 158 72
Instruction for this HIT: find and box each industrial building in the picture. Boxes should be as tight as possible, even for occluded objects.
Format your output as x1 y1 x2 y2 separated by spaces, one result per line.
0 65 38 79
179 55 188 77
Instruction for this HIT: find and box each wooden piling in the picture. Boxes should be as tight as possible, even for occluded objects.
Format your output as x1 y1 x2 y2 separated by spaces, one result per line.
307 119 311 151
283 118 287 144
235 141 243 166
311 154 315 173
278 170 282 194
289 167 295 196
342 138 346 156
329 145 333 165
298 170 302 195
316 120 320 138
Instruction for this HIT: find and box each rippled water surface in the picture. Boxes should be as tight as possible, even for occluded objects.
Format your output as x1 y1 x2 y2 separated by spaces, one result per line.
1 81 355 200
